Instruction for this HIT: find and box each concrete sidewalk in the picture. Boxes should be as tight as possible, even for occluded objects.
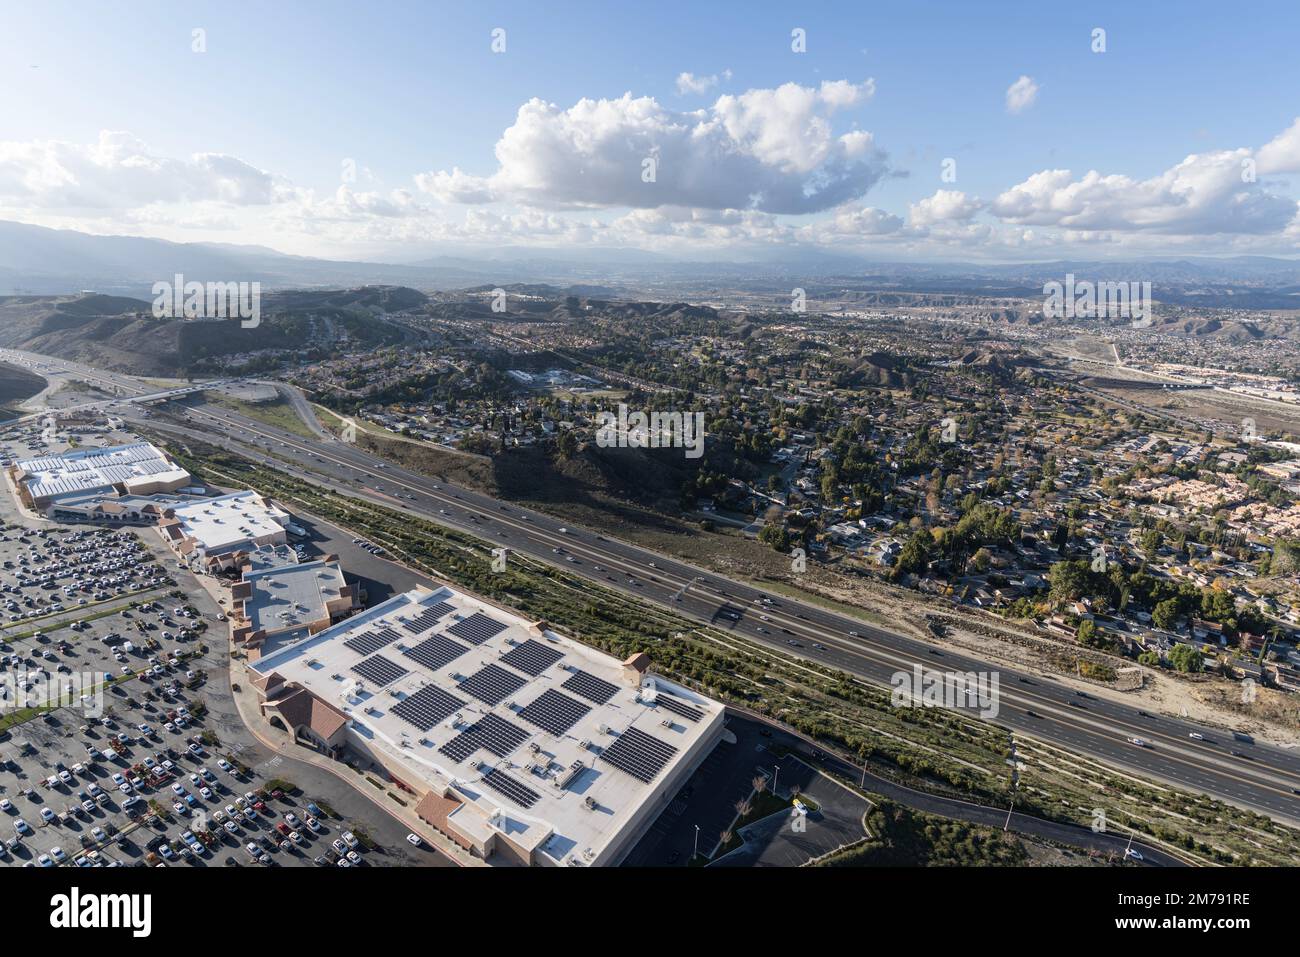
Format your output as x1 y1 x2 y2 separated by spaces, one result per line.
180 551 482 867
226 651 482 867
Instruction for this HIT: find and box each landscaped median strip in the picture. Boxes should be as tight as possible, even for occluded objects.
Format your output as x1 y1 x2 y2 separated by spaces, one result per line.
156 437 1300 866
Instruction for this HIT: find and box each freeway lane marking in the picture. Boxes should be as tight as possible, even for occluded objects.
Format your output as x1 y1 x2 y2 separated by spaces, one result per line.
163 403 1300 816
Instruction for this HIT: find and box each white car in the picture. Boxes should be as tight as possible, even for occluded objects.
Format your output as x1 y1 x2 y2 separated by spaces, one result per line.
405 833 422 847
341 831 358 849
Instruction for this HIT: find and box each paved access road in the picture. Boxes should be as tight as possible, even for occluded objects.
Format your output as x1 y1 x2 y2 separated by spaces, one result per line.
6 348 1299 830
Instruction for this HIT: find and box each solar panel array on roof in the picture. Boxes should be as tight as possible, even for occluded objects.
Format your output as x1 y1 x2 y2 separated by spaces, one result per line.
480 766 540 809
499 638 563 676
654 692 704 723
438 713 530 763
446 612 507 645
20 443 183 499
402 633 470 672
457 663 526 706
599 726 679 783
561 669 620 705
401 602 455 634
343 629 400 656
518 688 591 737
351 654 409 687
375 625 403 643
391 685 466 731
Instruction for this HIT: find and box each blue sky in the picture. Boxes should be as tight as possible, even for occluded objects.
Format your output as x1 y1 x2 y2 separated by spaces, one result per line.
2 0 1298 261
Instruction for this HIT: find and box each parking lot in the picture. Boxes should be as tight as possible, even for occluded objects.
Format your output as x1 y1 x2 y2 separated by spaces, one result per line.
0 434 452 868
622 714 869 867
709 758 870 867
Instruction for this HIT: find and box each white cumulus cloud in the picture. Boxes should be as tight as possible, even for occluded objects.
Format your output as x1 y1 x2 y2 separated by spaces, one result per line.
1005 75 1039 114
909 189 983 226
0 130 282 211
416 80 885 215
675 70 731 95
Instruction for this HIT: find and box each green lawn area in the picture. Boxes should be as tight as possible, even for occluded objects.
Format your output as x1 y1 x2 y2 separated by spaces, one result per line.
205 393 316 439
0 705 50 732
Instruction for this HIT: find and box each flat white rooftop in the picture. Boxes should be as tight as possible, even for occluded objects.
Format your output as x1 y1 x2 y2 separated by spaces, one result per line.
244 559 346 633
169 490 289 554
17 441 189 502
252 586 722 865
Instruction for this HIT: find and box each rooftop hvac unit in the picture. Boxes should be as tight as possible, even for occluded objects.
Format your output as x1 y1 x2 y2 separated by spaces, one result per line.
598 723 609 735
523 762 535 773
583 796 597 811
578 739 590 751
557 760 584 790
528 742 541 753
388 688 400 697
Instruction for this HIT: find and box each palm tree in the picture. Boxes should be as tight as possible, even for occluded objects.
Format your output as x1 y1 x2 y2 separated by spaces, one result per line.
752 774 768 795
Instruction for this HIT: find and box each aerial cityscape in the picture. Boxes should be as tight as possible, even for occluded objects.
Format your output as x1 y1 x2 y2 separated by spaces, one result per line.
0 0 1293 936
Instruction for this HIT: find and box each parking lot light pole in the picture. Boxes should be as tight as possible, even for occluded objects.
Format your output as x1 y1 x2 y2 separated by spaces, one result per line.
692 823 700 860
772 765 780 797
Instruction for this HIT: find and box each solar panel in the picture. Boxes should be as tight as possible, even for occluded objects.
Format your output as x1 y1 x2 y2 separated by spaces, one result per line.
599 726 678 783
401 602 455 634
480 767 540 809
350 654 409 687
654 692 704 723
343 629 399 655
562 669 620 705
499 638 563 676
391 685 466 731
457 663 526 706
446 612 508 645
439 713 530 763
518 689 591 737
402 633 470 672
375 625 403 643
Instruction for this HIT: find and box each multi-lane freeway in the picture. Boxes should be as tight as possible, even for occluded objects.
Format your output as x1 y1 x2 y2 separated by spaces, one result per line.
5 348 1300 832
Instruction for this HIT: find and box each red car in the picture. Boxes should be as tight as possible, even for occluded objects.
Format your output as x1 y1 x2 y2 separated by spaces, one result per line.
275 822 291 837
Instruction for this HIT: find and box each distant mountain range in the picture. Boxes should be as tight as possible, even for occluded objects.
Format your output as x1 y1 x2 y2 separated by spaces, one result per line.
2 219 1300 309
